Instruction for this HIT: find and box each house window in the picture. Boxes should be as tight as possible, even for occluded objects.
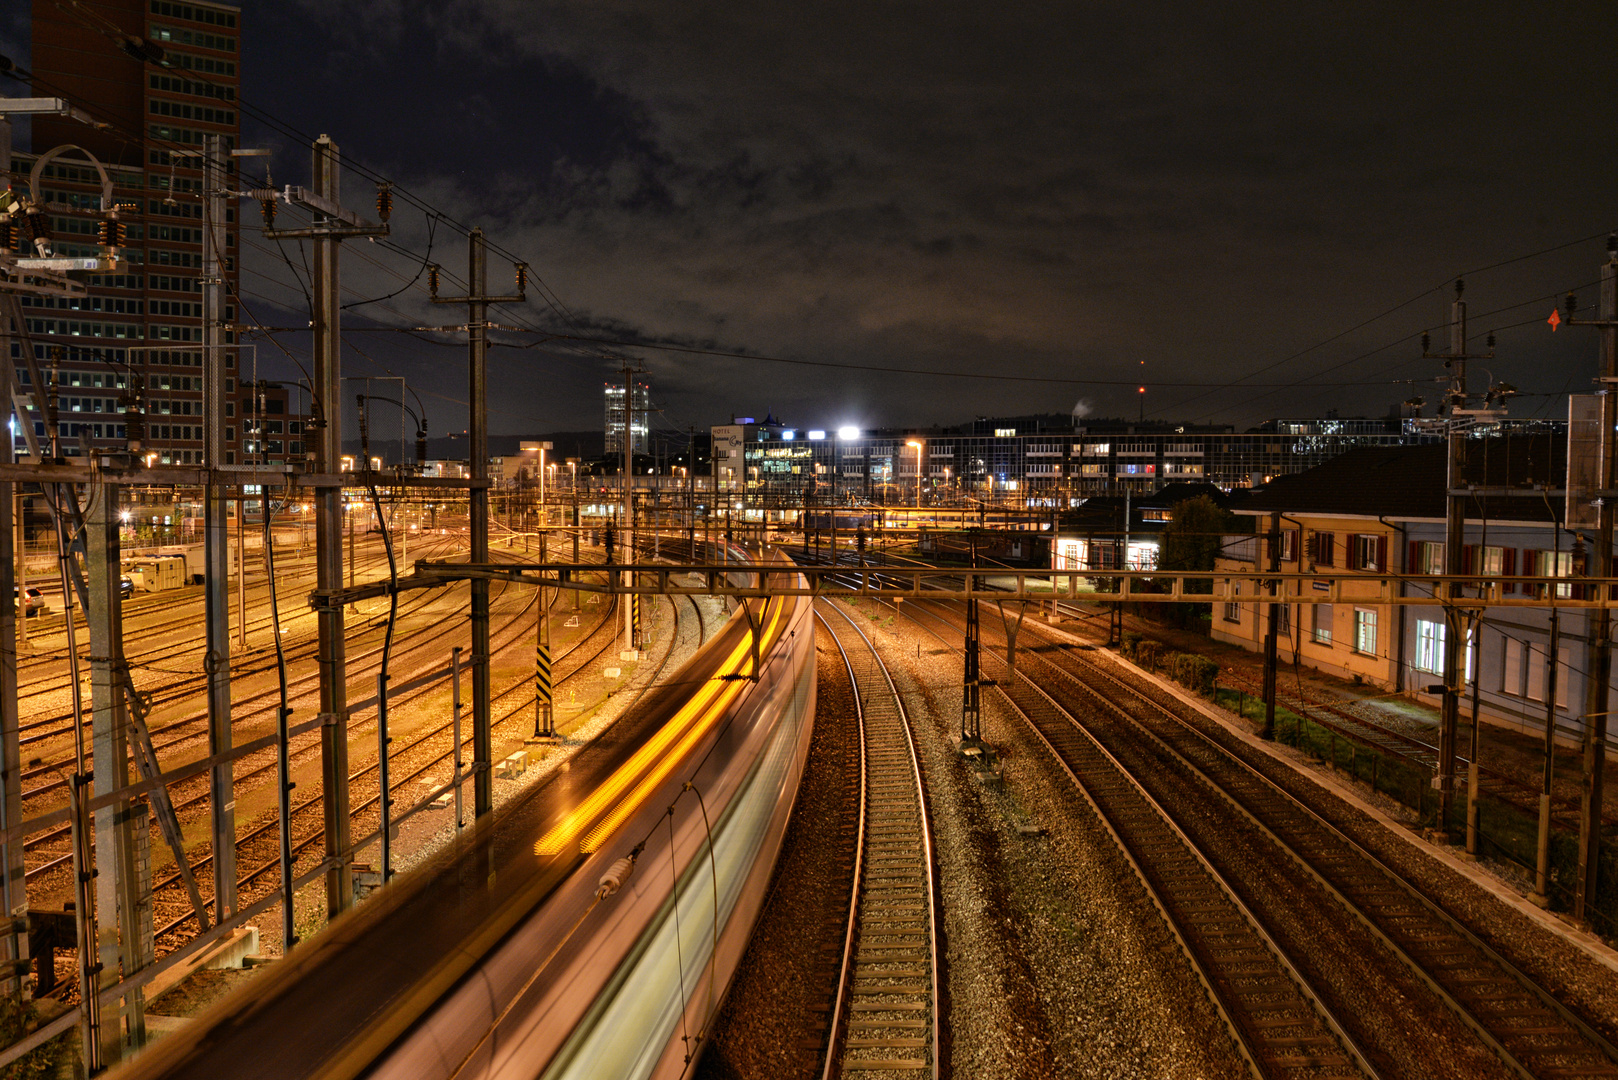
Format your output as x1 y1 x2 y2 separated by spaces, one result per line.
1413 541 1444 575
1354 608 1377 655
1479 546 1504 575
1313 531 1334 567
1312 604 1333 645
1277 529 1297 563
1526 643 1547 702
1223 582 1242 623
1350 534 1385 572
1530 550 1572 599
1502 637 1524 696
1415 618 1445 674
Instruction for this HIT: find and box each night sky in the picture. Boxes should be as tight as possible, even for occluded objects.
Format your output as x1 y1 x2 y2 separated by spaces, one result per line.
10 3 1618 440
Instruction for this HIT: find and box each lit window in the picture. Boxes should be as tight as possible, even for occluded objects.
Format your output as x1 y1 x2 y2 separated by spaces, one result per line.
1415 618 1445 674
1354 608 1377 655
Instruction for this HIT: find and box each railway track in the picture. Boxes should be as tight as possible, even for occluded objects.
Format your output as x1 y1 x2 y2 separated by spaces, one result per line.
888 596 1377 1079
143 574 708 941
20 548 604 882
15 559 545 862
13 537 461 756
148 585 653 939
815 600 940 1079
15 535 448 690
1033 633 1618 1079
17 539 581 804
1047 598 1618 835
902 593 1618 1079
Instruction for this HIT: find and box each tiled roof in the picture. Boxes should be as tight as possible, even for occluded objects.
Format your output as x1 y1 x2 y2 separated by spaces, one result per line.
1234 433 1565 522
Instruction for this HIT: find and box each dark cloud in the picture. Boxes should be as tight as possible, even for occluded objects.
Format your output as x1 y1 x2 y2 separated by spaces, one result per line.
235 1 1618 439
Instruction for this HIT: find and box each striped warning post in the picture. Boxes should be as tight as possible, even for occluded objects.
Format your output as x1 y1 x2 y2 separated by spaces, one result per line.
535 641 553 707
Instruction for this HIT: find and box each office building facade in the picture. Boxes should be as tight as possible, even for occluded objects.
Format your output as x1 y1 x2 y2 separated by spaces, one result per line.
13 0 242 464
714 416 1560 504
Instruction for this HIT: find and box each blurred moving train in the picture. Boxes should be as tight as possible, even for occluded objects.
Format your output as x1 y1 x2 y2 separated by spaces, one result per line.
119 549 816 1080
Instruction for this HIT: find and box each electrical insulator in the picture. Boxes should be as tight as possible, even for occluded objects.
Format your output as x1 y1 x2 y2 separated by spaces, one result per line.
515 262 528 293
427 264 440 297
1454 277 1464 296
416 430 428 465
1486 333 1495 349
1567 292 1578 315
97 218 125 247
1609 233 1617 254
0 218 14 252
376 184 393 223
1420 332 1430 353
260 198 276 229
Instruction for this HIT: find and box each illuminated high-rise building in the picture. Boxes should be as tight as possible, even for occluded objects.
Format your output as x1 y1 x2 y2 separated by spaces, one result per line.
18 0 242 463
604 379 648 457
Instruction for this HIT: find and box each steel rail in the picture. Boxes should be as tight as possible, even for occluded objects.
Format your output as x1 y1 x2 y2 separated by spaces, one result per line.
1021 618 1618 1080
897 598 1378 1080
813 606 869 1080
815 600 940 1080
146 587 630 938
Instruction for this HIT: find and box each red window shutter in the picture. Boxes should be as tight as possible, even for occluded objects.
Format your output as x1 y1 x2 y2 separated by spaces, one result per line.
1523 550 1542 598
1376 536 1387 573
1502 548 1516 594
1462 544 1475 575
1320 532 1334 567
1408 540 1421 574
1346 534 1359 570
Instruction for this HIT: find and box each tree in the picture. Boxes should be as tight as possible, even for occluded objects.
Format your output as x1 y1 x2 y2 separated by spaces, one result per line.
1157 494 1236 595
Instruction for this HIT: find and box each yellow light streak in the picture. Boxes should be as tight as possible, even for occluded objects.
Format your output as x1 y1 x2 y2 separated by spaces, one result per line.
533 598 785 859
577 596 788 853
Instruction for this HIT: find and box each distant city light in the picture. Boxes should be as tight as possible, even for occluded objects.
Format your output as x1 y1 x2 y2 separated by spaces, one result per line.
808 430 826 440
838 425 859 439
782 430 795 440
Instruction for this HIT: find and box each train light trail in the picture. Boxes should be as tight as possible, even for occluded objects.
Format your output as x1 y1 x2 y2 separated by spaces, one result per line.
534 599 783 859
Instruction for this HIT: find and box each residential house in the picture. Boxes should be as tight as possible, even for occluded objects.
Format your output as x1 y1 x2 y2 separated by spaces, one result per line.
1210 433 1597 744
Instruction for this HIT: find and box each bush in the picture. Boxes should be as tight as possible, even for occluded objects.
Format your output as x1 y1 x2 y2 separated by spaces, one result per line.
1135 640 1163 671
0 996 77 1080
1170 653 1218 697
1120 631 1141 658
